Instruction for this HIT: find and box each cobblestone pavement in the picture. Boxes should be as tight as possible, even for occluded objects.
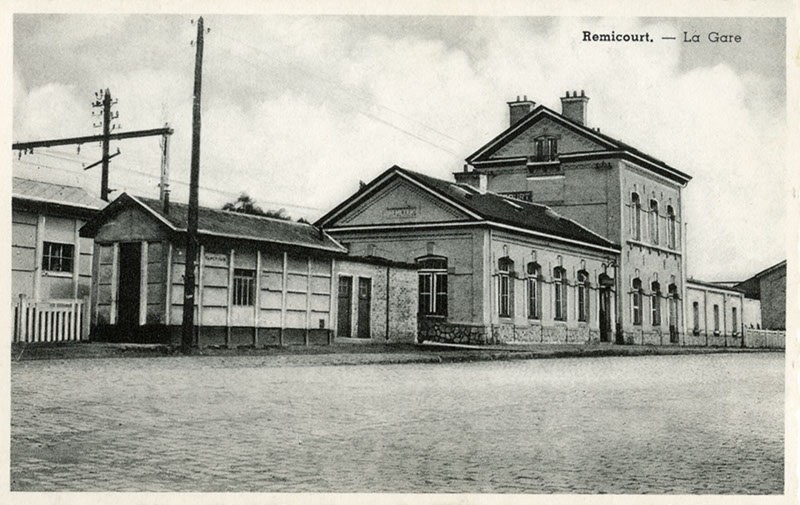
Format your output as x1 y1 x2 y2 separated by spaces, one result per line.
11 353 783 493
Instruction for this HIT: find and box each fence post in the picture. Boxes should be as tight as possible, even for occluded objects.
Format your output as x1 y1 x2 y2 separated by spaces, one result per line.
17 294 27 343
82 296 91 341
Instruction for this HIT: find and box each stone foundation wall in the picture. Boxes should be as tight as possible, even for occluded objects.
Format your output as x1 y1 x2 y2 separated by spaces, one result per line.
418 318 489 345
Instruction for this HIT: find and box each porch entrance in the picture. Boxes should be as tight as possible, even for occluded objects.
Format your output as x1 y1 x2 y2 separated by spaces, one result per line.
356 277 371 339
598 273 614 343
117 242 142 338
337 276 353 337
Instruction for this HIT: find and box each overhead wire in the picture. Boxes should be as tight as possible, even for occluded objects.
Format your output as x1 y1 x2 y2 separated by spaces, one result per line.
214 30 466 155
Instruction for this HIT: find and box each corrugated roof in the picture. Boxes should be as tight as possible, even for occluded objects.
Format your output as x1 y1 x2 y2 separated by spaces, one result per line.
396 167 617 249
12 177 105 210
133 196 346 253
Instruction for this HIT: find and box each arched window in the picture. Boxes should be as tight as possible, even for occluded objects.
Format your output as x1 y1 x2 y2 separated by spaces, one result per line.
632 278 643 325
498 257 515 317
649 200 659 245
554 267 568 321
667 205 677 249
631 193 642 241
577 270 589 322
668 283 679 327
417 256 447 317
527 262 541 320
651 281 661 326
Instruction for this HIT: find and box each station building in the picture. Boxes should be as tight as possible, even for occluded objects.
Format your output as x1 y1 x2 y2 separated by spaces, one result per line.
79 193 417 346
318 91 755 345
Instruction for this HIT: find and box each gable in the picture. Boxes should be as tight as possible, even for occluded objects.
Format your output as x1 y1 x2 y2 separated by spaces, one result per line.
489 116 606 160
93 203 170 243
332 177 473 227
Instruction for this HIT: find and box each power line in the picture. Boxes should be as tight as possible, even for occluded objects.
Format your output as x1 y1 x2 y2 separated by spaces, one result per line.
135 15 465 156
215 31 466 152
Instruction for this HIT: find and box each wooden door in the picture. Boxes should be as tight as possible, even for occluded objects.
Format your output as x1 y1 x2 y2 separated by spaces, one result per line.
337 276 352 338
117 242 142 338
357 277 371 339
599 287 611 342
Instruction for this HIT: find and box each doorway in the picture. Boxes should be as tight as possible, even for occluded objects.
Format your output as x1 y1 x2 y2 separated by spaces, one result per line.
117 242 142 339
598 273 614 343
337 275 352 338
357 277 371 339
668 284 679 343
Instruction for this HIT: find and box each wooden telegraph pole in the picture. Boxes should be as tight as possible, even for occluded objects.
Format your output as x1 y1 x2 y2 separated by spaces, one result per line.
181 16 205 354
100 89 112 201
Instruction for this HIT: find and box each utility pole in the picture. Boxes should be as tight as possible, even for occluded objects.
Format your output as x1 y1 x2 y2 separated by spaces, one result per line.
14 125 174 200
91 88 118 201
182 16 205 354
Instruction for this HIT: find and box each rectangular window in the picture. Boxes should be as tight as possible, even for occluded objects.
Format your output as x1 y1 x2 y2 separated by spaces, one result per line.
631 194 642 241
713 304 720 332
419 272 447 316
649 200 659 245
692 302 700 331
668 207 677 249
732 307 738 334
547 138 558 160
527 277 540 319
554 269 567 321
42 241 75 273
434 272 448 317
577 274 588 322
499 274 511 317
651 294 661 326
419 273 432 315
632 291 642 325
233 268 256 306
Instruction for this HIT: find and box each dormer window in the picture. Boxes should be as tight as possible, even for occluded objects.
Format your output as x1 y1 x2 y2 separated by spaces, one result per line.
533 136 558 162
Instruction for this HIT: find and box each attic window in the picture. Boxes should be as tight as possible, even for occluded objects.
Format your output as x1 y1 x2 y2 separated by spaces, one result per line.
533 136 558 162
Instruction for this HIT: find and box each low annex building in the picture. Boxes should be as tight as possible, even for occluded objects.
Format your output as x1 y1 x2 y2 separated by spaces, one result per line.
79 193 417 346
12 177 105 343
317 165 620 345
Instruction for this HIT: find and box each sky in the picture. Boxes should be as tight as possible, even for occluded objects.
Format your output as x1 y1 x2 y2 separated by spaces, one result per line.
12 14 787 281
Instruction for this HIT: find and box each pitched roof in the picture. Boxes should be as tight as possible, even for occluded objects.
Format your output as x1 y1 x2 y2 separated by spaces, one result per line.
687 278 746 294
318 165 619 251
12 177 105 210
82 193 346 254
466 104 692 184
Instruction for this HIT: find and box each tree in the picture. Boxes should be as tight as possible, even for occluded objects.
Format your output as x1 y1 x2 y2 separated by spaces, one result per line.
222 193 291 220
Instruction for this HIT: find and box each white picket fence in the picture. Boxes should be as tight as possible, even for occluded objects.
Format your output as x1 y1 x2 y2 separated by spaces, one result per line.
12 296 90 343
743 328 785 349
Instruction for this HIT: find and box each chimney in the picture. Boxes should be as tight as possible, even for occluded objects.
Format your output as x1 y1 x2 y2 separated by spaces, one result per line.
560 89 589 125
477 173 488 193
162 189 170 214
507 95 536 126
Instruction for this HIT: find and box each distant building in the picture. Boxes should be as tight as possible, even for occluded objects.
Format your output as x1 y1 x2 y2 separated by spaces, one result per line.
685 279 750 347
79 193 417 346
735 260 786 330
12 177 104 302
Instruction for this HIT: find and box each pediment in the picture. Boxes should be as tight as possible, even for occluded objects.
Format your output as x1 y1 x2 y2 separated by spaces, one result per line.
468 108 614 163
330 176 473 227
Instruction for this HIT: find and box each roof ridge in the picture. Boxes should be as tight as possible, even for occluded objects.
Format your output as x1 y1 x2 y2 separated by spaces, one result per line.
13 176 88 191
395 166 616 248
139 196 316 228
